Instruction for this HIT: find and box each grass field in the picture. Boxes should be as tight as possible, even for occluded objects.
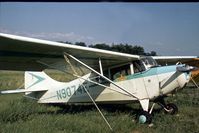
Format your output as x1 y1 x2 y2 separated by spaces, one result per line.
0 71 199 133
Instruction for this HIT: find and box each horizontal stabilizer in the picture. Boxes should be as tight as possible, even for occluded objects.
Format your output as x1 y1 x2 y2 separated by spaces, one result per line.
0 88 48 95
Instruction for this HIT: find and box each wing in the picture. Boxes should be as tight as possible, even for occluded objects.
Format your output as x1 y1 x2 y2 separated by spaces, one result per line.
0 33 140 71
153 56 198 66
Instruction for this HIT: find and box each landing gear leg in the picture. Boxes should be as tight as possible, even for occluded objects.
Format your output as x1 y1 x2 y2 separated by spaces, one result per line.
164 103 178 115
156 97 178 115
138 99 152 124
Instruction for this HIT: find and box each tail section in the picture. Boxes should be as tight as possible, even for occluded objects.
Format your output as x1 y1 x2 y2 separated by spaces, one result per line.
1 71 92 102
24 71 92 103
25 71 64 92
1 71 56 95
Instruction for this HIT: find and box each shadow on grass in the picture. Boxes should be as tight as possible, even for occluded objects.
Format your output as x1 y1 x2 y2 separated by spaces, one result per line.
0 98 165 124
43 103 164 118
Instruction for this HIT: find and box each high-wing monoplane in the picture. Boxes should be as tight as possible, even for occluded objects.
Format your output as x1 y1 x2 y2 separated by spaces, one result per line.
0 33 198 129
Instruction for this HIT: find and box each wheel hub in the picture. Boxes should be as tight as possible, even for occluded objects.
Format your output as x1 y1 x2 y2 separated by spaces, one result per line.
139 115 147 124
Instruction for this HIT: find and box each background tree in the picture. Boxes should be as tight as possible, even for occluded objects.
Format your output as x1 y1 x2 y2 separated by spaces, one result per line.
60 41 157 56
89 43 111 50
58 41 73 44
145 51 157 56
74 42 87 47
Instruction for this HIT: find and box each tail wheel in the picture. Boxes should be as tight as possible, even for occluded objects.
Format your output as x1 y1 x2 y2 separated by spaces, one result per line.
165 103 178 115
138 111 152 124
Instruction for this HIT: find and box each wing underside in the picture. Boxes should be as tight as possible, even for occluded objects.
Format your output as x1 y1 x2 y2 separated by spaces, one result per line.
0 33 140 71
1 33 198 72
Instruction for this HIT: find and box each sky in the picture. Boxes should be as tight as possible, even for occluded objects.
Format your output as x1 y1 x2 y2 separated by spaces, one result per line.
0 2 199 56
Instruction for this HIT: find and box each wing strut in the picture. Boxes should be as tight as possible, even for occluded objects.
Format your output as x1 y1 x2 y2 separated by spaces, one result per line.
63 54 113 131
99 58 103 75
191 77 199 89
64 52 139 100
37 61 132 97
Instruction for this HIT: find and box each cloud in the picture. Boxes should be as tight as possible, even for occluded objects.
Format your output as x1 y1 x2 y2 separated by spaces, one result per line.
0 28 95 45
154 42 164 46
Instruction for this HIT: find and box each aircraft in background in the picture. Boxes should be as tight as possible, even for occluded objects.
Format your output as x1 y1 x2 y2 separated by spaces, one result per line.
0 33 198 129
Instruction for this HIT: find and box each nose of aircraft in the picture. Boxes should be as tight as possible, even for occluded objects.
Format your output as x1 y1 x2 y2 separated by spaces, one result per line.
176 64 198 88
177 64 198 72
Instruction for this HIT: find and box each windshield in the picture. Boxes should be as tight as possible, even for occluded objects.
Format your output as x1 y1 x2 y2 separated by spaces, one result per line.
140 56 159 69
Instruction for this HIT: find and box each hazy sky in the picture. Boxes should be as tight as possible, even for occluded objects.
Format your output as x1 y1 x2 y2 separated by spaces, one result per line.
0 2 199 56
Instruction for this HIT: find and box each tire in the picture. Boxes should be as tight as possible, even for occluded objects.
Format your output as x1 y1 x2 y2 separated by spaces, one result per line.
165 103 178 115
138 111 152 124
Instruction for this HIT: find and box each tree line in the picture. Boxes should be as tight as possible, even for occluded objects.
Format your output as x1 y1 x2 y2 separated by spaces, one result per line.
59 41 157 56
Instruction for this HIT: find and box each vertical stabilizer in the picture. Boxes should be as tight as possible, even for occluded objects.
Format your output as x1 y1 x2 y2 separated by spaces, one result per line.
24 71 64 92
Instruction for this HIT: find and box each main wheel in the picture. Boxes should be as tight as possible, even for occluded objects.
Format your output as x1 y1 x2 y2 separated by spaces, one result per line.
165 103 178 115
138 111 152 124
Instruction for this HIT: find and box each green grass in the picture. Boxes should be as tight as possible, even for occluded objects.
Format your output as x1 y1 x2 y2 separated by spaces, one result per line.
0 71 199 133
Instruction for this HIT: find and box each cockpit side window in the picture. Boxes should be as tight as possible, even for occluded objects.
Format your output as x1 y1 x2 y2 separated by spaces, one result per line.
110 64 131 80
132 60 146 73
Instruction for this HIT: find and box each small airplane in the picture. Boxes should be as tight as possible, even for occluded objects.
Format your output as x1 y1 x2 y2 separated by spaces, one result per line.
0 33 198 129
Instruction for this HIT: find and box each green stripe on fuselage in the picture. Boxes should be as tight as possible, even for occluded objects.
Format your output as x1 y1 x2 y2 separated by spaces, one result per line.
126 65 177 80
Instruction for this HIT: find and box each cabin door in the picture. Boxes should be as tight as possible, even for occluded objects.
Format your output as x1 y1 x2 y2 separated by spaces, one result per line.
143 73 159 99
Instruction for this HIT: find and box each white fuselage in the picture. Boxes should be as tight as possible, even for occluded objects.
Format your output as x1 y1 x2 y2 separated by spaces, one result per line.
27 65 190 104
